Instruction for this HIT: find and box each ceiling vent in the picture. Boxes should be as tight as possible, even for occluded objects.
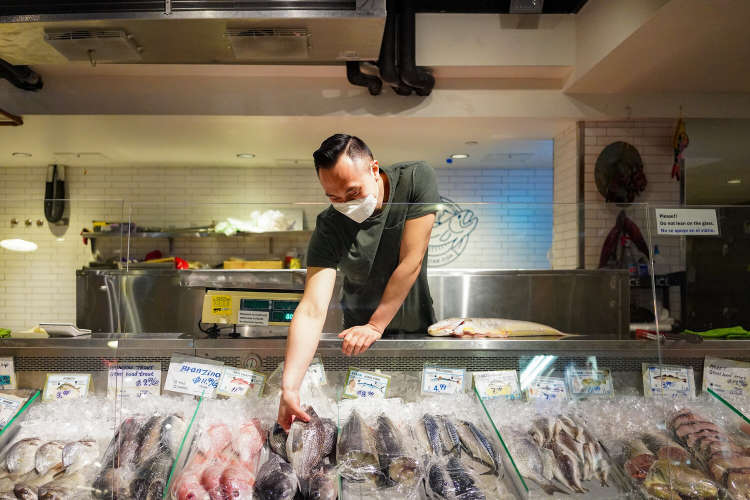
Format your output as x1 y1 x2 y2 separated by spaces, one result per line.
509 0 544 14
44 29 142 62
225 28 311 60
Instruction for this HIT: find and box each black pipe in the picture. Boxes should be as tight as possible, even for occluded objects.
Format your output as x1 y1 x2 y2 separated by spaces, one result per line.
378 3 399 85
346 61 383 96
398 0 435 96
0 58 42 91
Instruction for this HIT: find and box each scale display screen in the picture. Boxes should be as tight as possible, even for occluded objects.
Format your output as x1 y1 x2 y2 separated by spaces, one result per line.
240 298 299 323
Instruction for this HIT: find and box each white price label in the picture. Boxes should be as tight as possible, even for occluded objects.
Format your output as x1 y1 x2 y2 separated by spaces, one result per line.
422 366 466 395
703 357 750 398
526 376 568 401
42 373 92 401
164 357 224 398
217 367 265 398
566 368 614 398
0 394 25 428
0 358 16 390
343 368 390 399
643 364 695 399
473 370 521 400
655 208 719 236
107 363 161 400
238 310 269 326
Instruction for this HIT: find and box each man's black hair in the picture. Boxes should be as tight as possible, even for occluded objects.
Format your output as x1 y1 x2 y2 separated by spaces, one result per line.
313 134 373 173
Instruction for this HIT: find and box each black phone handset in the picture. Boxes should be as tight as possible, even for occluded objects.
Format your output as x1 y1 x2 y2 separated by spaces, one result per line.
44 165 66 223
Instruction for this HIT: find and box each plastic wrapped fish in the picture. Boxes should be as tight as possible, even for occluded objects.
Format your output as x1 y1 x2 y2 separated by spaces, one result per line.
428 318 564 338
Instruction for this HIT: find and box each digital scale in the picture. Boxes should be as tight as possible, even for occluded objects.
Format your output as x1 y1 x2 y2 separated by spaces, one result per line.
200 290 301 337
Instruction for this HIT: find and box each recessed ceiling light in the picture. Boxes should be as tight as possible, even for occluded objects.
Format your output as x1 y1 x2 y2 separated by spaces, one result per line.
0 239 38 252
465 141 478 146
11 152 31 157
236 153 255 159
450 154 470 159
728 179 742 184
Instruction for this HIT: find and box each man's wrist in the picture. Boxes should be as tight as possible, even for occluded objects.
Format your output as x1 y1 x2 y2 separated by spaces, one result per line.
367 321 385 335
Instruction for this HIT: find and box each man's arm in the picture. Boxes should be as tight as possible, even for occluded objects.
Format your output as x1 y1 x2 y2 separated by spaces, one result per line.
339 213 436 355
278 266 336 429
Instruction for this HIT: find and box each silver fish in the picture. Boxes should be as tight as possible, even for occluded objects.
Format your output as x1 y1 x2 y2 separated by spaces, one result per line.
422 414 443 456
7 438 43 475
446 456 485 500
38 472 91 500
457 421 500 476
269 423 289 461
439 415 461 456
554 425 585 465
100 416 144 471
428 463 450 499
287 406 328 481
529 418 554 448
131 453 173 500
135 415 166 463
62 440 98 475
160 414 187 460
551 443 586 494
321 418 338 459
35 441 66 476
510 437 570 495
255 453 298 500
306 464 338 500
337 410 379 482
375 414 419 487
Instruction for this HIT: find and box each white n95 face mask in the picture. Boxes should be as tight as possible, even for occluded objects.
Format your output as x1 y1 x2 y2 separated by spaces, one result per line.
332 194 378 223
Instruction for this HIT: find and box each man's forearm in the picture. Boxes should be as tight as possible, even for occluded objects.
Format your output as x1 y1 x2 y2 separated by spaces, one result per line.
368 259 422 332
281 309 326 392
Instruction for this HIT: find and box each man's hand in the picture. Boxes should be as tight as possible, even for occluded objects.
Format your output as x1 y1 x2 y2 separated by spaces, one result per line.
338 323 383 356
277 388 311 432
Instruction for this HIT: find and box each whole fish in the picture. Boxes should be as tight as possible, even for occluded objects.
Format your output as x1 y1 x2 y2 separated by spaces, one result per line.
92 467 133 499
220 463 254 499
254 453 298 500
645 459 717 499
13 469 60 500
287 406 328 481
35 441 66 475
161 414 187 459
554 425 585 464
551 444 586 494
269 423 289 461
306 464 337 500
446 456 485 500
201 464 225 500
457 421 500 476
131 453 173 500
510 437 569 495
428 317 563 338
428 463 450 499
374 414 419 487
439 415 461 456
321 418 338 460
529 418 554 448
232 419 265 467
136 415 167 463
7 438 43 475
422 414 443 456
337 410 379 482
61 439 98 475
38 472 90 500
100 416 144 471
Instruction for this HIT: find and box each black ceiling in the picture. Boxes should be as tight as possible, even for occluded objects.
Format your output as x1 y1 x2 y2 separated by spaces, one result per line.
0 0 588 16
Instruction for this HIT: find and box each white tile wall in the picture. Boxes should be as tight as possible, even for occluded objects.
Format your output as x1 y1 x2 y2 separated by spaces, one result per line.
551 123 579 269
1 164 554 330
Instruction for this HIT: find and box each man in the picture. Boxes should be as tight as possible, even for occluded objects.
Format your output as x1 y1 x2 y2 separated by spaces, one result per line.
278 134 440 430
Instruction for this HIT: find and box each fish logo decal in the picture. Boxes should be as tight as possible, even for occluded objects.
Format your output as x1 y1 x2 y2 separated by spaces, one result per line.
429 197 479 267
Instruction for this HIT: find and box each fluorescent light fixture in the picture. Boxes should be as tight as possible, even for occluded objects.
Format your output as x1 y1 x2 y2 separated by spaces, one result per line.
728 179 742 184
236 153 256 159
0 239 38 252
11 152 31 157
450 154 470 159
465 141 479 146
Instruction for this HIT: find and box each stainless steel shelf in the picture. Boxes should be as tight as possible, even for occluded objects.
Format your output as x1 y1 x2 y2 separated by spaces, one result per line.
81 230 312 239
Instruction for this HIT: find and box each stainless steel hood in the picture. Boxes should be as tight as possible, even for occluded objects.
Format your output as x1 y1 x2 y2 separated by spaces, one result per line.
0 1 386 65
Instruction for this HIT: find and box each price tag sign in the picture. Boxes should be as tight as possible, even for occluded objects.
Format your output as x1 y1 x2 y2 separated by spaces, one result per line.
566 368 614 398
164 356 224 398
643 364 695 399
217 367 266 398
473 370 521 400
342 368 390 399
107 363 162 400
0 358 16 390
526 376 568 401
0 393 26 428
422 366 466 395
42 373 92 401
703 357 750 398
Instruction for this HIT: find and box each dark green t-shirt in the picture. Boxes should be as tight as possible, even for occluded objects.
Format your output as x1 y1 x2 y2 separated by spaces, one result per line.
306 161 440 333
